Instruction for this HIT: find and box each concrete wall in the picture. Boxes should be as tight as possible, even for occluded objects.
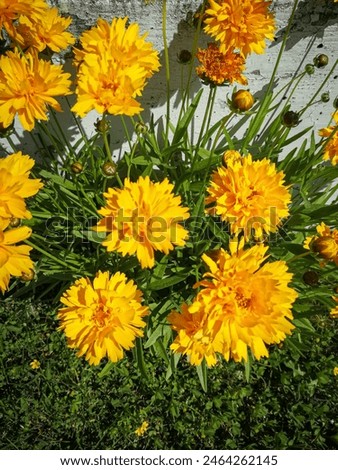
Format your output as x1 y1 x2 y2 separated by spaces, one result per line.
22 1 338 155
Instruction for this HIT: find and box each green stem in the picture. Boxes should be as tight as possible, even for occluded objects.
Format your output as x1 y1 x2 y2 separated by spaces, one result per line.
194 85 217 160
162 0 171 144
287 252 311 263
26 239 75 269
241 0 301 152
5 135 18 153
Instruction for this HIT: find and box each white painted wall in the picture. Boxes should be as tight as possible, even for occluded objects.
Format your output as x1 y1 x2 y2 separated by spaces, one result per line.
9 1 338 157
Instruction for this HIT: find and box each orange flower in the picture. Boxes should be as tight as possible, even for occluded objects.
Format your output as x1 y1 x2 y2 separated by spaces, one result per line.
196 43 247 86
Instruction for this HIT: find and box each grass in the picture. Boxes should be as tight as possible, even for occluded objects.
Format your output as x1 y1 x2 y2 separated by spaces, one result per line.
1 296 337 450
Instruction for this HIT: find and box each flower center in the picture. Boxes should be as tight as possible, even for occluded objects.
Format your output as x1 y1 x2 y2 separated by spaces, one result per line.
92 303 111 328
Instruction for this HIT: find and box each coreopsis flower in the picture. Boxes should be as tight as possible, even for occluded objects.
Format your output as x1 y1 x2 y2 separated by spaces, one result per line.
203 0 275 57
0 0 48 38
0 49 72 131
11 7 75 53
304 223 338 265
205 153 291 240
0 152 43 220
135 421 149 436
0 218 34 293
169 243 297 365
319 112 338 166
196 43 247 86
58 271 149 365
72 17 160 118
30 359 40 369
95 176 190 269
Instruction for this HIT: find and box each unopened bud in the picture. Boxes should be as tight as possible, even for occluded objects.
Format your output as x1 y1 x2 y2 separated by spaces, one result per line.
282 110 300 128
305 63 315 75
135 122 148 134
21 269 35 282
321 92 330 103
178 49 192 64
102 161 117 177
9 217 21 228
314 54 329 68
70 162 83 174
302 271 319 286
94 118 110 134
232 90 255 112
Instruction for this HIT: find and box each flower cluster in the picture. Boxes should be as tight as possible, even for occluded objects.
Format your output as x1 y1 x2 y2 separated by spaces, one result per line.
71 17 160 118
169 242 298 366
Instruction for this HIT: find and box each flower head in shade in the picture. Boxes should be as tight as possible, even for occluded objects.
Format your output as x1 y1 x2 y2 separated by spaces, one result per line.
319 112 338 166
203 0 275 57
169 243 298 365
72 17 160 118
0 152 43 220
11 7 75 53
205 153 291 240
304 223 338 266
58 271 149 365
196 43 247 86
0 0 47 38
95 176 190 269
0 49 72 131
0 219 33 293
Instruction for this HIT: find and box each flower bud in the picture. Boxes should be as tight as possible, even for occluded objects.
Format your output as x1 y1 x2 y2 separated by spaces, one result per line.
302 271 319 286
70 161 83 174
321 92 330 103
232 90 255 112
177 49 192 64
135 121 148 134
102 161 117 177
305 63 315 75
333 97 338 109
282 110 300 128
9 217 21 228
94 118 110 134
21 269 35 282
314 54 329 68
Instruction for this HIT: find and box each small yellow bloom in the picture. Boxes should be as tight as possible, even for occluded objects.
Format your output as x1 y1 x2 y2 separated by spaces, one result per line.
334 367 338 376
319 112 338 166
203 0 275 57
232 90 255 112
0 49 72 131
205 153 291 240
304 223 338 265
330 297 338 318
196 43 247 86
169 244 297 365
0 219 34 293
0 152 43 221
135 421 149 436
58 271 149 366
30 359 41 369
95 176 190 269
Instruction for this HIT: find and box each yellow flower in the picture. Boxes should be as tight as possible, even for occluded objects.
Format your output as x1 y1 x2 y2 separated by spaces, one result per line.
333 367 338 376
319 112 338 166
0 49 72 131
204 0 275 57
135 420 149 436
232 89 255 111
169 244 297 365
30 359 40 369
0 218 33 293
223 150 242 164
304 223 338 265
330 297 338 318
0 0 48 38
0 152 43 220
11 7 75 53
205 153 291 240
95 176 190 269
72 17 160 118
58 271 149 366
196 43 247 86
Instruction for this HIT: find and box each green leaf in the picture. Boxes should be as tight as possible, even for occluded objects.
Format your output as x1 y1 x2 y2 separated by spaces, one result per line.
196 360 208 393
293 318 315 333
148 269 190 290
134 337 148 380
172 89 203 146
98 361 114 379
